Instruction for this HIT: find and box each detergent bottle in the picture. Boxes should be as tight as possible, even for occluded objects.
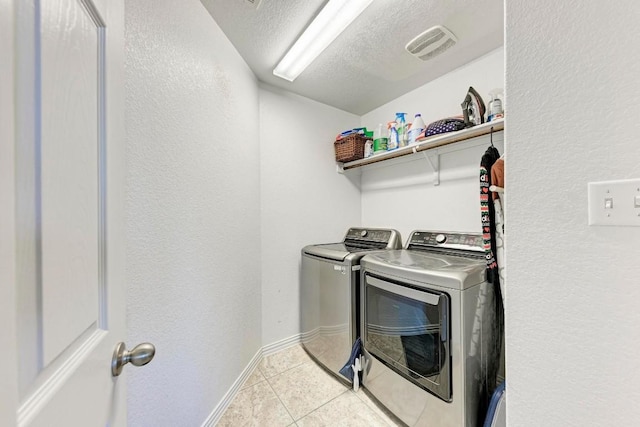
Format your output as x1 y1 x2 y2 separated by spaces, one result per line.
408 113 426 144
396 113 408 147
387 122 399 150
373 123 388 154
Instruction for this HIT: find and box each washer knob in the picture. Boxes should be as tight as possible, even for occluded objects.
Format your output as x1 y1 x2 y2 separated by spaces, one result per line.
435 234 446 244
360 230 368 237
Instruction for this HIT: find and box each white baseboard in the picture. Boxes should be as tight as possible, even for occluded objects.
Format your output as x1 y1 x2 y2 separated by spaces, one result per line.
300 327 319 343
299 325 348 344
200 333 302 426
200 349 262 427
262 332 302 356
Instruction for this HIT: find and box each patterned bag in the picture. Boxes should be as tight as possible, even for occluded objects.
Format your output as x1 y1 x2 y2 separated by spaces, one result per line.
424 118 466 137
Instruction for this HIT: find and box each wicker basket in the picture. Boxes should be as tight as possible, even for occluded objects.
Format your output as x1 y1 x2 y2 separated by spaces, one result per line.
334 134 370 163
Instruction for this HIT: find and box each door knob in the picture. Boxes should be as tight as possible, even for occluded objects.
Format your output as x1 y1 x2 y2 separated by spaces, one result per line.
111 342 155 377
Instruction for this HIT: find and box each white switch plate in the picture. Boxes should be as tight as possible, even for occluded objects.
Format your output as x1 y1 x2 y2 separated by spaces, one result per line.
588 178 640 226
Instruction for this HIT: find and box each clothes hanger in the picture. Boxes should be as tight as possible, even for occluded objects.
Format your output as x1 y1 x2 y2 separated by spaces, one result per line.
490 126 495 148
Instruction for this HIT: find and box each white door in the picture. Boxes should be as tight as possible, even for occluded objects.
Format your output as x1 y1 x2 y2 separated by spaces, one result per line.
0 0 140 425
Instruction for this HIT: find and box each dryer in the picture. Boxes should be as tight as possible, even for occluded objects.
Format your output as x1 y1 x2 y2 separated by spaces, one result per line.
360 230 499 427
300 227 401 384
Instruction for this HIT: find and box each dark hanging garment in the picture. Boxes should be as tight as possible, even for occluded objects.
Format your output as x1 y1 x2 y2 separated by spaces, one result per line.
478 145 504 426
480 146 501 283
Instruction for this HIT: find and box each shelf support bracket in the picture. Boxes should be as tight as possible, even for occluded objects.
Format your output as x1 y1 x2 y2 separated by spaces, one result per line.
413 147 440 186
336 163 345 174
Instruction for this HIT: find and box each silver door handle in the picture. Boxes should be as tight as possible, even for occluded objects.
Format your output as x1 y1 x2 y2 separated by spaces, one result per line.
111 342 156 377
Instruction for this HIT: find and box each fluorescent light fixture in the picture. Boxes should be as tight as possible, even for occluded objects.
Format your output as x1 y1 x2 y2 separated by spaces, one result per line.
273 0 373 82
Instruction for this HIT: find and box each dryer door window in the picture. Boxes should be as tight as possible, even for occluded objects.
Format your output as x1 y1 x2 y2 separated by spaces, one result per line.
363 274 451 402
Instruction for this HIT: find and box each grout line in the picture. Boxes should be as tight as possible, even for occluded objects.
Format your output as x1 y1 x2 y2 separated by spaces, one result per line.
239 375 266 391
262 357 314 381
227 378 294 426
264 353 350 422
261 346 311 381
354 389 405 427
291 388 351 422
264 374 296 424
227 345 358 426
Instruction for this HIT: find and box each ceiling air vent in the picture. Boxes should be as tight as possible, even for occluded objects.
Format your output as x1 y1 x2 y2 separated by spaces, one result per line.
405 25 457 61
245 0 263 9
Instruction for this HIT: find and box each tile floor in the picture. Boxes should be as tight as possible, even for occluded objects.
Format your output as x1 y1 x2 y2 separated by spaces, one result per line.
217 344 403 427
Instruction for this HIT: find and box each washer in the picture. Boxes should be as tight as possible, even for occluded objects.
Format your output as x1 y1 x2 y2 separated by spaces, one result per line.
360 230 499 427
300 227 401 384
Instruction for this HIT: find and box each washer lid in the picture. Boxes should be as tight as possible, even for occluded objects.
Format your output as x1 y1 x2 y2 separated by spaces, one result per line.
303 243 350 261
361 250 486 290
303 243 382 262
303 228 402 262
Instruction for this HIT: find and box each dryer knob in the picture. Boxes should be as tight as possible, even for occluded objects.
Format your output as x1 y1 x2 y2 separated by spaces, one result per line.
436 234 447 244
361 230 368 237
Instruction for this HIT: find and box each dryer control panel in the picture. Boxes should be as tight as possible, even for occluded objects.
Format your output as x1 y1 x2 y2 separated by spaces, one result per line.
407 231 484 255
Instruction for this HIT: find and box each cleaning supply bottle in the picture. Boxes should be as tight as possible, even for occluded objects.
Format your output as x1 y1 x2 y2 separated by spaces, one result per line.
387 122 399 150
408 113 426 144
396 113 408 147
487 89 504 122
364 140 373 158
373 123 388 154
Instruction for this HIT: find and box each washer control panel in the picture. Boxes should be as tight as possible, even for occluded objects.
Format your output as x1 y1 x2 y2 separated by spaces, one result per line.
345 228 392 243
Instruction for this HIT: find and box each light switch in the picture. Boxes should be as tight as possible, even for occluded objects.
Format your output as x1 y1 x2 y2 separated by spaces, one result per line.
588 178 640 226
604 198 613 209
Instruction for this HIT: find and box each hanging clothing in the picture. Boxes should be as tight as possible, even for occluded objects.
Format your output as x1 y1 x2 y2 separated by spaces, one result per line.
491 158 505 198
480 146 501 285
478 145 503 426
493 198 505 301
491 157 506 303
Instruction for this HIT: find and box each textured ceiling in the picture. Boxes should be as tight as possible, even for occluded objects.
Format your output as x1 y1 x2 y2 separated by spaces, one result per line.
200 0 504 115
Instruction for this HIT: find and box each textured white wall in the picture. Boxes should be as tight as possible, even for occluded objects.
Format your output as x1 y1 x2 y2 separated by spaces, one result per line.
359 49 505 238
360 48 504 134
259 84 361 345
125 1 261 426
506 1 640 426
